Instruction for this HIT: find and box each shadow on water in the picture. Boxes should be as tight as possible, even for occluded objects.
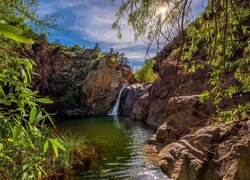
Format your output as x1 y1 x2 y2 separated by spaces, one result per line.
57 116 169 179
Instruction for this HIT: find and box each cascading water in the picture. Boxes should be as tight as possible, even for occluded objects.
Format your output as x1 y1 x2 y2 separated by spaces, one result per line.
108 86 127 116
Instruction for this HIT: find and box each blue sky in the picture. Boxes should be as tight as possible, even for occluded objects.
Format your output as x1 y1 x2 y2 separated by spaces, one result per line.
37 0 207 67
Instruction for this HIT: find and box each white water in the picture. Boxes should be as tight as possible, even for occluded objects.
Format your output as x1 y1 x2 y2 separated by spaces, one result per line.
108 86 127 116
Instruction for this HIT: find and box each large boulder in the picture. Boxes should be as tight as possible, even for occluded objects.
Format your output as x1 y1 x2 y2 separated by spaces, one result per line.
131 91 151 120
149 95 215 148
82 68 126 114
157 121 250 180
131 60 208 128
119 84 151 116
157 125 221 180
205 120 250 180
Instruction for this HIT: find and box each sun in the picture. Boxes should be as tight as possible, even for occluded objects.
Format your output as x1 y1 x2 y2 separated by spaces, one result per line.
156 6 168 22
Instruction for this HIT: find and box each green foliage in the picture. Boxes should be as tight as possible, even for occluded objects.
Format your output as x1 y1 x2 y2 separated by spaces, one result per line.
134 59 158 82
0 1 72 179
91 59 100 70
117 52 129 65
114 0 250 124
183 1 250 122
0 49 66 178
60 93 78 107
0 23 34 44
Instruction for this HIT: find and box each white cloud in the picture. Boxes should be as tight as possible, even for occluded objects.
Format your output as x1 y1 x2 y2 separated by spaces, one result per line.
37 0 206 65
70 2 155 62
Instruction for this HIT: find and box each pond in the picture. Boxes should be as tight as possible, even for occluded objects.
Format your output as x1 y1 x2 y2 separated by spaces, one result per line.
57 116 168 179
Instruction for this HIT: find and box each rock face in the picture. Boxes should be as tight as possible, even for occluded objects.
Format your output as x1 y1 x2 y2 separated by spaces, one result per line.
26 42 135 116
147 95 214 151
157 121 250 180
136 21 250 180
140 58 250 180
82 57 135 114
124 2 250 179
130 59 208 127
82 68 124 114
118 84 151 116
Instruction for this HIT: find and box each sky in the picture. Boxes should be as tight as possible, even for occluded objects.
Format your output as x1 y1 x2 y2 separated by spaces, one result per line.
37 0 207 67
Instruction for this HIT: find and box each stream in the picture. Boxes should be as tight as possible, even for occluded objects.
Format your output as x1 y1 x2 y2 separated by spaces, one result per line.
57 116 168 179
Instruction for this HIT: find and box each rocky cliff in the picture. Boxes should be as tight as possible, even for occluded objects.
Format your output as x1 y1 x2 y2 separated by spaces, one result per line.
23 41 135 117
117 2 250 179
82 56 135 114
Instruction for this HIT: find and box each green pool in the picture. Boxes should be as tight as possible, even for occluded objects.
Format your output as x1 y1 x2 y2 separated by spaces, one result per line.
57 116 168 179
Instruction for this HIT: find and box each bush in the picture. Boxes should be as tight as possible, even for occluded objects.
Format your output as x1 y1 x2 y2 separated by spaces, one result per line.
134 59 158 82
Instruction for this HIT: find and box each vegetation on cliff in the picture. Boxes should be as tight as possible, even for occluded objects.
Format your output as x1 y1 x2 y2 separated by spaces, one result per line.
113 0 250 124
112 1 250 178
134 59 158 82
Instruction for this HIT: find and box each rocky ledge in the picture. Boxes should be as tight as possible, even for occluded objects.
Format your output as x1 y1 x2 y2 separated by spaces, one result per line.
156 121 250 180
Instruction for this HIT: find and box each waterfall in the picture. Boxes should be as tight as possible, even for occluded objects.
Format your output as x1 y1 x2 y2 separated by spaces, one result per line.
108 86 126 116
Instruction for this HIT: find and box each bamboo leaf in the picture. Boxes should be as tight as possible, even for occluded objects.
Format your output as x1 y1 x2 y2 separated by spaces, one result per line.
13 125 22 142
48 138 66 151
0 23 34 44
43 140 49 153
29 106 37 124
36 98 53 104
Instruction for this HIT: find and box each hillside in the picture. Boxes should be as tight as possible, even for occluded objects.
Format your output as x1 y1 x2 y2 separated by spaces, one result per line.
22 40 135 118
120 1 250 179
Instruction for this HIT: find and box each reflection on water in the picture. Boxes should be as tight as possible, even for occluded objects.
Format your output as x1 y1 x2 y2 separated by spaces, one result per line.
112 115 122 129
57 116 169 179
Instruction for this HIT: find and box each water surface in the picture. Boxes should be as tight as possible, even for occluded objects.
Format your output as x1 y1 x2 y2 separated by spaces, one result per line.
58 116 168 179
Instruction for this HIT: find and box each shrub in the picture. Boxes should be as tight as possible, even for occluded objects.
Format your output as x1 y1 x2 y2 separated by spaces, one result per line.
134 59 158 82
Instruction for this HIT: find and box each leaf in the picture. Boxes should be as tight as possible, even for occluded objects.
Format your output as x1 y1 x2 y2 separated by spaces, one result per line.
36 98 53 104
0 23 34 44
48 138 66 151
29 106 37 124
50 142 58 158
36 165 47 177
21 172 28 180
0 86 5 96
34 111 43 125
43 140 49 153
13 125 22 142
0 143 3 151
48 138 66 157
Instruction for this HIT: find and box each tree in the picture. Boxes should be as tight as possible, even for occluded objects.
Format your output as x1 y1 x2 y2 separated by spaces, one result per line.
134 59 158 82
0 0 65 178
113 0 250 123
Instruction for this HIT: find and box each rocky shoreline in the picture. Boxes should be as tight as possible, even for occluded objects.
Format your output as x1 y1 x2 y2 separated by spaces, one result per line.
117 59 250 179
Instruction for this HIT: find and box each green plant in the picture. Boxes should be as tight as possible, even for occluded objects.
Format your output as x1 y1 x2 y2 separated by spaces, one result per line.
91 59 100 70
183 1 250 123
0 48 66 179
113 0 250 124
0 1 67 178
60 93 78 107
134 59 158 82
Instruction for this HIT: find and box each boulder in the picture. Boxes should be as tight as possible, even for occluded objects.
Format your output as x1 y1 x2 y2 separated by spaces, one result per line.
149 95 214 149
205 121 250 180
157 121 250 180
82 68 126 114
131 91 151 120
119 84 151 116
130 59 208 128
158 126 220 180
